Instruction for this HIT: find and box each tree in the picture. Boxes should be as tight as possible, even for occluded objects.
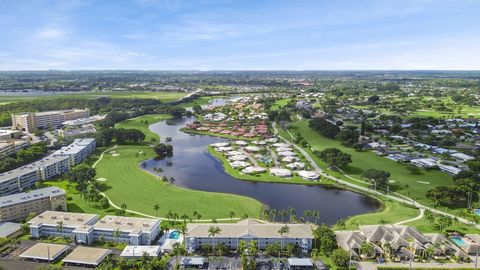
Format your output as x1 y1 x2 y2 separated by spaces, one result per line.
331 248 350 268
154 143 173 158
405 164 421 175
278 225 290 252
309 119 340 139
208 226 222 251
360 241 374 258
335 129 359 147
154 204 160 217
315 148 352 169
99 197 110 209
362 169 391 190
56 221 64 234
229 211 235 222
113 229 121 243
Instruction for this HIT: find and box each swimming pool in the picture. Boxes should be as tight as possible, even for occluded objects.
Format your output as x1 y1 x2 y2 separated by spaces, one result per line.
475 209 480 216
169 230 180 239
451 236 467 246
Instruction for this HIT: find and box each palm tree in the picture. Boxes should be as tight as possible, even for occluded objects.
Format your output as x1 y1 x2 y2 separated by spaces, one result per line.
120 203 127 215
208 226 222 251
229 211 235 222
172 242 182 266
278 225 290 253
179 223 188 249
154 204 160 218
56 221 64 234
113 228 121 243
193 210 199 221
288 207 296 222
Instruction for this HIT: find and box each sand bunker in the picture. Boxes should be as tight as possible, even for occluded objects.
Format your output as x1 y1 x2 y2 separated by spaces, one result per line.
96 178 107 182
416 181 430 185
112 153 120 157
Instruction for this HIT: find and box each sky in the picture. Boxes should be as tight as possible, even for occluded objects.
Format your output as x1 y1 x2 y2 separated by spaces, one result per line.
0 0 480 70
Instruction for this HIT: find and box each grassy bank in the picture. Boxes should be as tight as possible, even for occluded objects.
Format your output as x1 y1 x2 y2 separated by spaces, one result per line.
115 114 171 142
289 120 454 206
94 145 263 219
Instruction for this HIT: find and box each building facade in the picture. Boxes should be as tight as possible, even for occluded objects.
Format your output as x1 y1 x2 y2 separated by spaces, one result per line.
0 138 96 197
28 211 99 243
29 211 161 246
0 187 66 222
12 109 90 132
186 219 313 253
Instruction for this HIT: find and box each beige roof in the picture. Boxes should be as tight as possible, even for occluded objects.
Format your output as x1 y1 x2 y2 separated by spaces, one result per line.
187 219 313 239
20 243 69 261
94 215 161 235
62 246 111 266
28 211 98 228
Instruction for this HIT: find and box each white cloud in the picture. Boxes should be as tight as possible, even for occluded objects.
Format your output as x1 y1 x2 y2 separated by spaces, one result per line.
35 28 65 40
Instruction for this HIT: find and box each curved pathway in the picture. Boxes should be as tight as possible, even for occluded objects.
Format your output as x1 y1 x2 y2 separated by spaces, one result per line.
272 122 480 229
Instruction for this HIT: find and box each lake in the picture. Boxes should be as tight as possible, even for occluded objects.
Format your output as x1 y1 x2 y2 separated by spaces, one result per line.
144 116 380 224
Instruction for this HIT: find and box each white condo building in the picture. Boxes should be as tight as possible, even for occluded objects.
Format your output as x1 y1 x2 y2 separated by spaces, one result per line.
186 219 314 253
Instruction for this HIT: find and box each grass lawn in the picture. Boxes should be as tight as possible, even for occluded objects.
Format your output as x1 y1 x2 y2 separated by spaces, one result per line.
0 91 187 104
115 114 171 142
289 120 455 206
341 199 419 229
42 179 140 218
270 98 291 111
406 218 480 234
180 96 219 108
94 145 263 219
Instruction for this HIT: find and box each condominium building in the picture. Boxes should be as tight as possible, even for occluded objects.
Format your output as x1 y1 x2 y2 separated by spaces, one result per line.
0 140 29 158
52 138 96 166
28 211 161 246
0 129 23 140
28 211 99 242
186 219 314 253
12 109 90 132
0 138 95 196
92 216 161 245
0 187 66 222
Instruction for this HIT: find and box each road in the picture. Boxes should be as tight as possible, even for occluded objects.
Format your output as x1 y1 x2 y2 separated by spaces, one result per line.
271 122 480 229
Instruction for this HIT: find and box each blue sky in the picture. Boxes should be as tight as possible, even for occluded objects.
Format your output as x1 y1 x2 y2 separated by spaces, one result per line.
0 0 479 70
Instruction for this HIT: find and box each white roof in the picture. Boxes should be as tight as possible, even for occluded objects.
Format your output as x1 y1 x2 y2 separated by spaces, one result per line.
225 150 243 156
270 168 292 177
210 142 229 148
278 151 296 157
228 155 248 161
298 171 319 179
242 166 266 174
20 243 69 261
235 140 248 145
229 161 250 168
181 257 205 266
288 258 313 267
121 245 161 257
62 246 111 266
450 152 475 160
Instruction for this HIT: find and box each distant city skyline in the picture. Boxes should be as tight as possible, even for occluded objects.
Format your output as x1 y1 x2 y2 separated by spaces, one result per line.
0 0 479 70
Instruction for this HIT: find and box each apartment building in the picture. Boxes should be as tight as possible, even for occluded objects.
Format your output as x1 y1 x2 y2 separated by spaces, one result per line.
92 216 161 245
0 187 66 222
52 138 96 166
186 219 314 253
0 140 29 158
0 129 23 140
0 138 95 196
12 109 90 132
28 211 99 242
28 211 161 246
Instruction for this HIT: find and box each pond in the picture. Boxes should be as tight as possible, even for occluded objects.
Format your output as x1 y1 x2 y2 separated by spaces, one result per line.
144 116 380 224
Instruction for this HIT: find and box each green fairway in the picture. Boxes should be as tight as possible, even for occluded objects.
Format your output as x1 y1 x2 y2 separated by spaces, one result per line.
342 199 419 229
0 91 186 104
180 96 219 108
42 179 139 218
115 114 171 142
289 120 455 206
94 145 263 219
